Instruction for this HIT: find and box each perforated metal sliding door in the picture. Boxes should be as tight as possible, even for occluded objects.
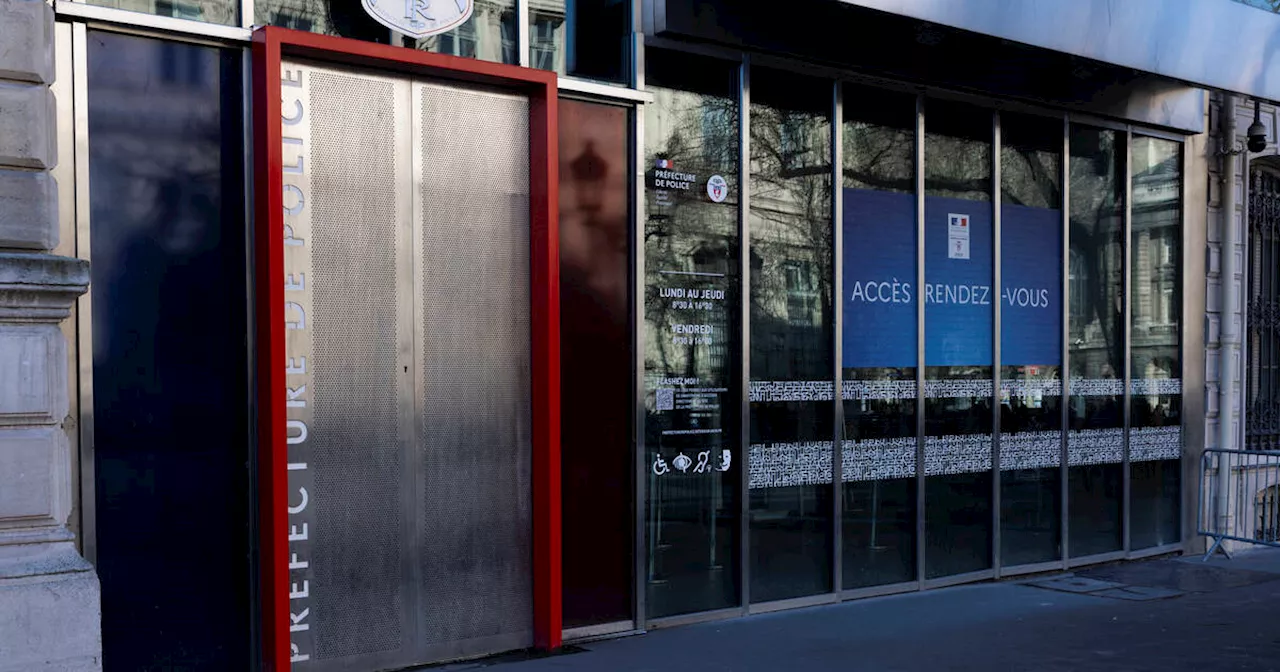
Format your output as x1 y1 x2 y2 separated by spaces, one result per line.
281 60 532 672
414 81 534 662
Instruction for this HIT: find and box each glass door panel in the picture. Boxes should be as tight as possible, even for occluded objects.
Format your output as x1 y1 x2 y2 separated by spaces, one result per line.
747 67 835 603
1129 136 1182 549
922 99 995 579
840 84 918 588
998 113 1064 567
1067 125 1126 557
643 49 742 619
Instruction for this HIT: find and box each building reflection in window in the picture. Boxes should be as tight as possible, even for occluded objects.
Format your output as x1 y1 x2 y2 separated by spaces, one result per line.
1129 136 1182 549
411 1 517 64
257 0 390 42
747 67 834 603
643 49 741 619
1067 125 1126 557
998 112 1063 567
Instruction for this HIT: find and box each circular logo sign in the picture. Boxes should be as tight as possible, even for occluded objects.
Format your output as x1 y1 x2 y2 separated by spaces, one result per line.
706 174 728 203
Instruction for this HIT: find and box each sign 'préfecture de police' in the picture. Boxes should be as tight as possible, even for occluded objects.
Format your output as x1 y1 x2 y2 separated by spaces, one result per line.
281 64 316 666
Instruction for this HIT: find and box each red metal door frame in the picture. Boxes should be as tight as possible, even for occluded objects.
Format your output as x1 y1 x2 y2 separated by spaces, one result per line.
252 27 561 671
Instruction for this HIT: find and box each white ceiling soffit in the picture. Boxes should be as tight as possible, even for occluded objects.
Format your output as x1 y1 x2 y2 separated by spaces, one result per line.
840 0 1280 102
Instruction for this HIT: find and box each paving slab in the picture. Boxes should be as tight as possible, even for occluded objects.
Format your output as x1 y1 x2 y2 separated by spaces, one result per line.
1088 585 1184 601
1022 575 1125 594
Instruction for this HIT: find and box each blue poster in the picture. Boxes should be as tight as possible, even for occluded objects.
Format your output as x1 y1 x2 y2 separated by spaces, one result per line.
923 195 993 366
842 188 1062 369
1000 203 1062 366
842 189 917 368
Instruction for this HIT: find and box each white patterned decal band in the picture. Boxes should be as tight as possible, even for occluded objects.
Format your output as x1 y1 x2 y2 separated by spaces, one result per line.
744 427 1181 488
746 378 1180 403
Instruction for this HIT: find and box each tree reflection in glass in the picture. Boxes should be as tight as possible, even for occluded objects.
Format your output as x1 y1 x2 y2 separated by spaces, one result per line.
999 113 1063 567
747 67 834 603
1067 126 1125 557
643 50 741 619
1129 136 1182 549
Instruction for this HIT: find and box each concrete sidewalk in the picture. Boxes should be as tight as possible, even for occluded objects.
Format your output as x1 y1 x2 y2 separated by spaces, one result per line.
449 548 1280 672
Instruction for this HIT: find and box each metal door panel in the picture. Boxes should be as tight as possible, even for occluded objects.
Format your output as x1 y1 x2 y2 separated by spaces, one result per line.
282 60 532 671
415 80 534 658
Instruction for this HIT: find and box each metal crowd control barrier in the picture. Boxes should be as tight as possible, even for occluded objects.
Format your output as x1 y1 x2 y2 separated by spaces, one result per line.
1199 448 1280 559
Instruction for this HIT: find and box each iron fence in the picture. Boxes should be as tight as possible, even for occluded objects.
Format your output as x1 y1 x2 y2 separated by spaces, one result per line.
1199 447 1280 558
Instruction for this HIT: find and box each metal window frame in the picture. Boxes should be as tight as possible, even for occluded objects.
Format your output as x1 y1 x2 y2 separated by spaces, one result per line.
553 83 642 643
992 109 1003 577
1060 113 1072 569
914 92 927 587
737 54 752 615
832 79 845 595
70 21 95 566
1123 128 1135 555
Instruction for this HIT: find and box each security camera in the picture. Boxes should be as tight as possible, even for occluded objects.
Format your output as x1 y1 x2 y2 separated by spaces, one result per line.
1248 101 1268 153
1248 120 1268 153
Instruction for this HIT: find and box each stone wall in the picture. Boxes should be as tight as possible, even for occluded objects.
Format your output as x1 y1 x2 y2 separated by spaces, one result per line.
0 0 101 670
1204 94 1280 450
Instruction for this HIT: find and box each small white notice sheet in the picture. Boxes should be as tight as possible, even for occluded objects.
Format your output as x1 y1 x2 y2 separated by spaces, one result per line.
948 213 970 260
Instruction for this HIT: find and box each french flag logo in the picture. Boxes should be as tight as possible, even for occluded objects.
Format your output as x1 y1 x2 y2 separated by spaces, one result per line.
655 158 672 169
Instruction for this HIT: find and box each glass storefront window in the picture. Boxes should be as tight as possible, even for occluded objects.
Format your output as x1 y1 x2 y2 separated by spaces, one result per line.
92 0 237 25
409 0 517 65
998 112 1063 567
643 49 741 619
529 0 631 83
1129 136 1182 549
1067 125 1126 557
923 100 994 579
748 67 834 604
257 0 396 42
841 83 917 589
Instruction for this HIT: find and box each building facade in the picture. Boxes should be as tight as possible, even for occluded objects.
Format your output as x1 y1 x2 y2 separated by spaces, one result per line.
2 0 1279 670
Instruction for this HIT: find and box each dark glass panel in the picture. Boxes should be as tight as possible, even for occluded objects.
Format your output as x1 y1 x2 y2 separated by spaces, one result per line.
87 31 250 670
529 0 630 83
748 66 834 603
841 83 917 588
1067 125 1126 557
998 112 1063 566
560 99 633 627
923 99 993 579
643 49 741 619
1129 136 1182 549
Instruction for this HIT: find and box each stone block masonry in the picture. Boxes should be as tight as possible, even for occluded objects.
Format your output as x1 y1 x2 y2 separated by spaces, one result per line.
0 0 102 670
